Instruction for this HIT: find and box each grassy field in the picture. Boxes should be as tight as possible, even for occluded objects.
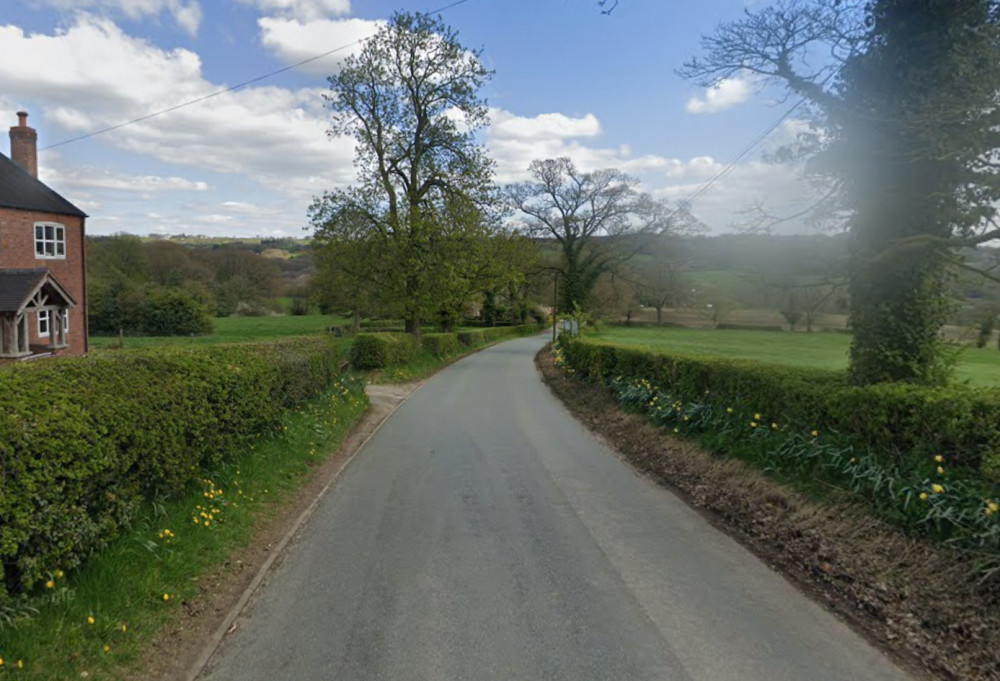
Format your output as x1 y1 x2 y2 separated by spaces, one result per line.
89 314 347 350
594 326 1000 388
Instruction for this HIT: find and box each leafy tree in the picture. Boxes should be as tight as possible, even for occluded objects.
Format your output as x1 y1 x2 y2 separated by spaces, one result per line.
508 157 674 313
312 11 495 339
632 235 694 325
681 0 1000 384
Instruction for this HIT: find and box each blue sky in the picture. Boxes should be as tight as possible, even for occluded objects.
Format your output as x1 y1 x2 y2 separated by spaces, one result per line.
0 0 816 237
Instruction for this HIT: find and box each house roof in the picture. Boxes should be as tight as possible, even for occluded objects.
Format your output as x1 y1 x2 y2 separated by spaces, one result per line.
0 268 76 313
0 152 86 218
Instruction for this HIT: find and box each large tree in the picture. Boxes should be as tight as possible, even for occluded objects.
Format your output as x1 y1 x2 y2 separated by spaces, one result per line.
312 11 496 338
508 157 672 313
681 0 1000 384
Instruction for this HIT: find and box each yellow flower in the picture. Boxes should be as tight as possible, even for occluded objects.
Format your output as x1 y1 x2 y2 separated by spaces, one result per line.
810 430 819 437
103 645 111 654
725 407 733 414
163 593 170 602
934 455 944 463
750 421 758 428
122 623 128 632
17 660 22 669
771 423 778 430
88 616 95 625
754 413 761 420
0 657 4 666
936 466 945 475
46 579 55 589
987 500 999 513
919 492 928 500
932 484 945 494
672 428 679 433
55 570 64 578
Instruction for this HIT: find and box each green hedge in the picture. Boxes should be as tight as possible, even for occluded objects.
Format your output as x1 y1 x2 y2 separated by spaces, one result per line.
422 333 461 358
0 337 342 603
559 339 1000 481
349 333 417 369
457 329 485 346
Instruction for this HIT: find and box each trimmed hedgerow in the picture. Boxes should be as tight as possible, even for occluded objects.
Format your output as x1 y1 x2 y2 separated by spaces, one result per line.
559 339 1000 479
349 333 417 369
554 339 1000 570
422 333 461 358
0 337 343 604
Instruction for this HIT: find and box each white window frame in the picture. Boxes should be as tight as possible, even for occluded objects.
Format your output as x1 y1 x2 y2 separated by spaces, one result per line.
63 310 69 334
37 309 50 337
34 222 66 260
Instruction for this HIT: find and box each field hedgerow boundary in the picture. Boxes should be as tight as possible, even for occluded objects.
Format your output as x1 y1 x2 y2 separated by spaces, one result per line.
556 338 1000 574
0 336 345 606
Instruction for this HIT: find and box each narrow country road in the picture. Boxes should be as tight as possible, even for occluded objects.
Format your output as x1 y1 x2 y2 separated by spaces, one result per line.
201 335 912 681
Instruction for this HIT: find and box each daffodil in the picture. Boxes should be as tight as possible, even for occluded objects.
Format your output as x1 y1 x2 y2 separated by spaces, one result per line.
919 492 928 500
932 483 945 494
750 421 758 428
46 579 54 589
88 616 95 625
934 455 944 463
936 466 945 475
810 430 819 437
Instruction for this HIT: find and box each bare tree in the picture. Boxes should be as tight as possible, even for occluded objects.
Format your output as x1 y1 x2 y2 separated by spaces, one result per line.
507 157 676 312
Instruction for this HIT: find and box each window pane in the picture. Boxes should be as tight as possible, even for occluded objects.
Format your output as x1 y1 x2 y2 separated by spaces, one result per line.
35 225 43 239
45 242 54 256
44 225 53 240
56 242 65 256
56 226 64 240
36 242 45 256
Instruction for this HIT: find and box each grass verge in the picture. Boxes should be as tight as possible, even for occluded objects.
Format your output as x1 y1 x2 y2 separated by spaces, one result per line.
88 315 349 350
0 377 368 680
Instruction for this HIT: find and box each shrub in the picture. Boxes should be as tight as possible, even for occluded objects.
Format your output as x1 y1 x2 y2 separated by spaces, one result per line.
422 333 461 358
457 329 485 347
349 333 416 369
142 287 214 335
0 337 343 603
559 338 1000 481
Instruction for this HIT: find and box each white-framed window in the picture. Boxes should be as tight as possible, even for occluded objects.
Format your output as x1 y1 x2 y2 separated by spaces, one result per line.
34 222 66 259
63 310 69 334
37 309 50 337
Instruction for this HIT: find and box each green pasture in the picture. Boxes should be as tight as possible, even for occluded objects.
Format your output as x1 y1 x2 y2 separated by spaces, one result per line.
594 326 1000 388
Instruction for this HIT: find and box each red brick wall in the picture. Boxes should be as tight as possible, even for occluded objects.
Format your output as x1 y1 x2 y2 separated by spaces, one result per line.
0 207 87 356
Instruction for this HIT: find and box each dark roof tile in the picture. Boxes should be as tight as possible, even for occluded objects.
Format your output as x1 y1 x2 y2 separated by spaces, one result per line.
0 152 86 218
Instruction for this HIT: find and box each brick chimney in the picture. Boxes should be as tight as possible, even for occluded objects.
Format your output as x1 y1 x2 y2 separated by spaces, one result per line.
9 111 38 178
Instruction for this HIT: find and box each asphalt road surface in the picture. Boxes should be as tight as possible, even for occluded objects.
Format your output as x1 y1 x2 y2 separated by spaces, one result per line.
202 335 913 681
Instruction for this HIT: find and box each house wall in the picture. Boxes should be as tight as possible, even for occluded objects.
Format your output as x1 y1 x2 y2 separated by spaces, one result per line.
0 206 87 356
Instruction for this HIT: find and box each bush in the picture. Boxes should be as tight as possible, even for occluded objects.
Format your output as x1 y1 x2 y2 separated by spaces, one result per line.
559 339 1000 480
0 337 343 603
349 333 416 369
142 287 214 335
457 329 485 347
422 333 461 358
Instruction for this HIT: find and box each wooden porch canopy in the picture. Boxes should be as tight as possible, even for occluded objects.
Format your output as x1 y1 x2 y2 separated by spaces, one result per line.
0 268 75 358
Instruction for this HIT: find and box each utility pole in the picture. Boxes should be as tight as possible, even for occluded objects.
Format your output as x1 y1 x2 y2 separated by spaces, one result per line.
552 271 559 343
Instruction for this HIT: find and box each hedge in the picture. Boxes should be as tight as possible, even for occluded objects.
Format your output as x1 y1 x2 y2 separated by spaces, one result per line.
349 333 417 369
422 333 461 358
0 337 343 603
559 338 1000 481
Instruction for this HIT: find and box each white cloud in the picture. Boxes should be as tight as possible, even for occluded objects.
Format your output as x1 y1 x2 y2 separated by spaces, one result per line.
257 16 382 76
490 110 601 141
240 0 351 21
34 0 203 36
0 16 356 198
685 76 755 114
45 165 209 192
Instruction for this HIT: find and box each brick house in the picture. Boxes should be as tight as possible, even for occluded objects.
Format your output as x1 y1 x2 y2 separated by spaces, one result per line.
0 112 88 359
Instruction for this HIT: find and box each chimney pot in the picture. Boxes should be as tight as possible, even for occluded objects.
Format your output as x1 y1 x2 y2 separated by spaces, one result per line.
10 111 38 178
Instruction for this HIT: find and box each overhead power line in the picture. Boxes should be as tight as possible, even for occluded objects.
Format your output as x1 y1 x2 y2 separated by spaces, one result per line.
667 96 807 221
40 0 474 151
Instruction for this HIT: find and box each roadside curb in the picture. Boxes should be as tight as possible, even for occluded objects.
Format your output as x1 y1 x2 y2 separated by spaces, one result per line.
184 380 422 681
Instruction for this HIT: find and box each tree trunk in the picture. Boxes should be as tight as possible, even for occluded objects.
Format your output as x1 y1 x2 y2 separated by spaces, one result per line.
656 305 663 326
352 308 361 333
